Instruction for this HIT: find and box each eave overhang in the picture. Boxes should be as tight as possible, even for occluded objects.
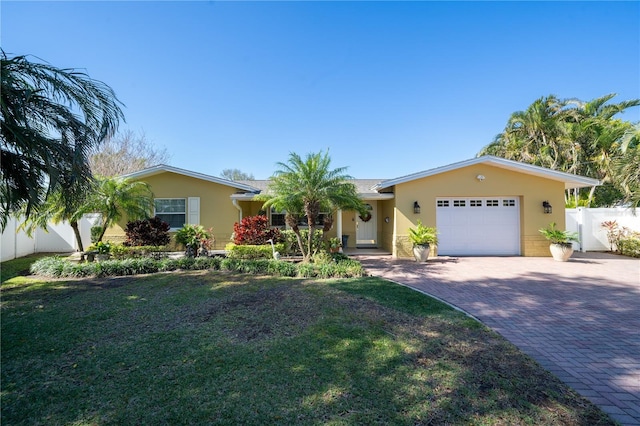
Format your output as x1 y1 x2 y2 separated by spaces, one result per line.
373 156 601 191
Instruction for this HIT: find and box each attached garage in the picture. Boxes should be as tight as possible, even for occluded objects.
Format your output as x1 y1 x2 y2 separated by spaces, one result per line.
373 156 601 258
436 197 520 256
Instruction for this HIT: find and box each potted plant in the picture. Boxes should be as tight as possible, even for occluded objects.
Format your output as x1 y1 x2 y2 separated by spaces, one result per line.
328 237 342 253
94 241 111 261
408 220 438 262
539 222 579 262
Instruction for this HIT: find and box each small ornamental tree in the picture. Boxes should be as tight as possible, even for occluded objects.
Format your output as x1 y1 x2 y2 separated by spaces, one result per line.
233 215 281 245
125 217 171 246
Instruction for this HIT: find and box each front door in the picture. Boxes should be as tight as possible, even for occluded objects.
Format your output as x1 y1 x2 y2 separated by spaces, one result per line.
356 201 377 247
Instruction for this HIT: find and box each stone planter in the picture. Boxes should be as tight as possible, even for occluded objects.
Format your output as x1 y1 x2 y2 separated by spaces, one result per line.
549 243 574 262
96 253 111 262
413 244 430 263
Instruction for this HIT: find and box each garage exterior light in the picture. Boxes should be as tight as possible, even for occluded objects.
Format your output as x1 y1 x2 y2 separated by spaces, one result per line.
413 201 421 214
543 201 552 214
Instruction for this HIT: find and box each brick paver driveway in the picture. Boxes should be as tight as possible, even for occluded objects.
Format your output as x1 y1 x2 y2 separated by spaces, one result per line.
357 252 640 426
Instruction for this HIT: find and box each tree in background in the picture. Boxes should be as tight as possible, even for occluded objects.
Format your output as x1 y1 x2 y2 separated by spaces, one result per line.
89 130 171 177
87 177 154 242
479 93 639 207
220 168 255 181
1 50 124 229
259 151 364 262
611 124 640 208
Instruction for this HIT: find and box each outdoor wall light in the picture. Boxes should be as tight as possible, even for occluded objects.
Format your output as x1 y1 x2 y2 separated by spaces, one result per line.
543 201 552 214
385 216 390 223
476 174 485 181
413 201 421 214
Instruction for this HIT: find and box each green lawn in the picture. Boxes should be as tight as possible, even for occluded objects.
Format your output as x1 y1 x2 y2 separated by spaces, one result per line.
1 258 614 425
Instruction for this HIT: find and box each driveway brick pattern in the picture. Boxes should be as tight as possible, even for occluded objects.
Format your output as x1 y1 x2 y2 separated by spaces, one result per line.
357 252 640 426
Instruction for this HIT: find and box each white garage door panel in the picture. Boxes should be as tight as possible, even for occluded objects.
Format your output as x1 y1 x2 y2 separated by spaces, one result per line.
436 197 520 256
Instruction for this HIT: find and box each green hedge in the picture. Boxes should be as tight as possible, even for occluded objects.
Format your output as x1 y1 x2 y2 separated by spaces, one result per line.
618 236 640 258
225 243 286 260
31 256 222 278
30 255 365 279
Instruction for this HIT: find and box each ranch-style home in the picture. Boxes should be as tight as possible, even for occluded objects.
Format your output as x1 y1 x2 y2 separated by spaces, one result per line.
104 156 600 258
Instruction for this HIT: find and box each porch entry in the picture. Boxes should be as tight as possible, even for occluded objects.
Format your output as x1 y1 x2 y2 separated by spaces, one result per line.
356 201 377 247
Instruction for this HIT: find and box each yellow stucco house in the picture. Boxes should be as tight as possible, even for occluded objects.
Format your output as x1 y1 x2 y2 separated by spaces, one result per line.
105 156 599 258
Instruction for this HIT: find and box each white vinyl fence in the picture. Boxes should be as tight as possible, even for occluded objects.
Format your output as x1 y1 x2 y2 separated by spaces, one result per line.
1 214 101 262
566 207 640 252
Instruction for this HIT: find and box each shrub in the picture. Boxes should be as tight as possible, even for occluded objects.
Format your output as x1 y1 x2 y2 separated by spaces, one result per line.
175 225 214 257
618 235 640 257
110 244 168 260
267 260 297 277
29 253 364 279
125 217 171 247
94 241 111 254
30 255 223 278
226 243 285 260
311 251 333 265
281 229 324 256
233 215 281 245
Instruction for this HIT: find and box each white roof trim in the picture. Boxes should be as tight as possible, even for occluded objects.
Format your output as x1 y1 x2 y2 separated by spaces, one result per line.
360 193 395 200
373 156 601 190
231 192 394 201
121 164 261 193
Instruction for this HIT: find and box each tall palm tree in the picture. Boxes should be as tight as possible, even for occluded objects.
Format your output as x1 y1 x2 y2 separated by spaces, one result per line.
1 50 124 230
260 151 365 262
479 94 639 207
88 177 154 242
611 124 640 209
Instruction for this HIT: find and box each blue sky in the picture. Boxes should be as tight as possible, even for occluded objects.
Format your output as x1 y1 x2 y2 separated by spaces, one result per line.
2 1 639 180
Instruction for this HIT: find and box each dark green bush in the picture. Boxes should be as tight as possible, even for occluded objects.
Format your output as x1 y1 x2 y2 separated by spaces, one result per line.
267 261 298 277
226 243 285 260
30 255 222 278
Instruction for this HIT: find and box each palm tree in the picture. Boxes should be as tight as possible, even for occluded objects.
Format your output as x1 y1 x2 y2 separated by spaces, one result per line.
260 151 365 262
611 124 640 209
88 177 154 242
1 50 124 230
479 94 639 207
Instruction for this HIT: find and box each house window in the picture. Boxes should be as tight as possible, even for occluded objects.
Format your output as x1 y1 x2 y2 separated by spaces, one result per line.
298 213 327 227
437 200 449 207
270 208 286 227
486 199 499 207
154 198 186 229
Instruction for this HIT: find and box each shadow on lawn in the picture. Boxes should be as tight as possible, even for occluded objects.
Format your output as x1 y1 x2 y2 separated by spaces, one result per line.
0 269 618 425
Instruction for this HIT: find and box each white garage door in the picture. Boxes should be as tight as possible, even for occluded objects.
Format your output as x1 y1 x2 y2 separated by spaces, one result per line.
436 197 520 256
